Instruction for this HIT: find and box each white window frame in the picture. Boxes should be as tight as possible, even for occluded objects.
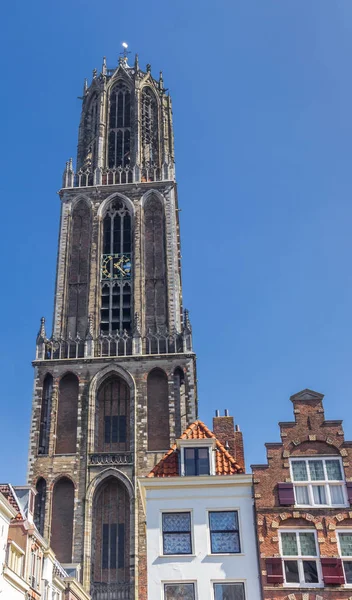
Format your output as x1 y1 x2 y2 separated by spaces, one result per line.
6 540 25 578
207 509 242 555
212 580 246 600
160 510 194 557
290 457 348 508
279 529 323 588
177 439 216 476
163 581 197 600
337 529 352 586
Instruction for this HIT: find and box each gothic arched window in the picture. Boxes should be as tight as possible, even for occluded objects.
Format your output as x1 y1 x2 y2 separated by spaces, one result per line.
92 477 130 589
147 368 170 451
144 196 167 330
67 200 91 338
108 83 131 168
55 373 79 454
51 477 74 563
141 87 159 165
38 374 53 455
96 377 130 452
100 198 132 334
34 478 46 536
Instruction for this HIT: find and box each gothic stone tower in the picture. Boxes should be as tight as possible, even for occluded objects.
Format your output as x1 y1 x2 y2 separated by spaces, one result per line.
27 52 197 600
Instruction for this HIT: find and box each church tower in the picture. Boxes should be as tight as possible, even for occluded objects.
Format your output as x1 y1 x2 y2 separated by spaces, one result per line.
27 50 197 600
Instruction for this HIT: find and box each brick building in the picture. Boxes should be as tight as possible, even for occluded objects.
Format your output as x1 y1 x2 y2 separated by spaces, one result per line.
27 50 197 600
252 389 352 600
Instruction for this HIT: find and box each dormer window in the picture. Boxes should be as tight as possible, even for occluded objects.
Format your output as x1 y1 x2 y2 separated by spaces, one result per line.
184 447 210 476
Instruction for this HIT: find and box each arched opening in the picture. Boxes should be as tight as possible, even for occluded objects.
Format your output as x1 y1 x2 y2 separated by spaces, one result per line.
38 374 53 455
82 94 99 170
174 367 186 438
55 373 78 454
147 368 170 451
51 477 74 563
91 476 131 597
100 198 132 337
67 200 91 339
141 87 159 165
108 83 131 168
96 376 130 452
144 196 167 332
34 478 46 536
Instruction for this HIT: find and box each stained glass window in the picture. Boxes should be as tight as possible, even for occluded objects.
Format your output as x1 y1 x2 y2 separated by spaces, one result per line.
209 511 240 554
326 460 343 481
164 583 195 600
291 461 308 482
162 512 192 555
213 582 245 600
290 458 346 507
309 460 324 481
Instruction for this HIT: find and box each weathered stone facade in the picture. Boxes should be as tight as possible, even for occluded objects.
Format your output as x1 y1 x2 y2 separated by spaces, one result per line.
252 389 352 600
27 54 197 600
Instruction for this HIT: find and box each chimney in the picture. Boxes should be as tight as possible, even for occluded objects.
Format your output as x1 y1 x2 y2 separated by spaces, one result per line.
212 410 245 471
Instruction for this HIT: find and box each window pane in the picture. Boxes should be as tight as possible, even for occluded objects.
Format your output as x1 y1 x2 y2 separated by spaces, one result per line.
312 485 326 504
294 486 309 504
326 460 343 481
309 460 324 481
163 533 192 554
210 512 238 532
339 533 352 557
164 583 194 600
299 533 317 556
211 532 240 553
344 561 352 583
291 461 308 481
281 533 298 556
303 560 319 583
330 485 344 505
198 448 210 475
163 513 191 532
214 583 245 600
284 560 300 583
184 448 196 476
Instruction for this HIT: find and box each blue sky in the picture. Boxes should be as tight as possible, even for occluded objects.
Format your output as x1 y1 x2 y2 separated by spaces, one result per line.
1 1 352 481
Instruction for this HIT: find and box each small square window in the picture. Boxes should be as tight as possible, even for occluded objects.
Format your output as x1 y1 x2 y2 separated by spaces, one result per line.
164 583 195 600
184 447 210 476
162 512 192 555
209 511 241 554
214 583 245 600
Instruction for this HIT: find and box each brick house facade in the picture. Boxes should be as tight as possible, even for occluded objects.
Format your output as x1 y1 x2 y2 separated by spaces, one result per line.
27 53 197 600
252 388 352 600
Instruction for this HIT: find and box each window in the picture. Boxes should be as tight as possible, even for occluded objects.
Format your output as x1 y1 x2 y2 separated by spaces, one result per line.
108 83 131 168
141 87 159 165
162 512 192 555
209 511 241 554
102 523 125 569
184 447 210 476
280 530 321 586
214 583 245 600
164 583 195 600
338 531 352 584
6 541 24 578
290 458 346 507
30 548 42 590
104 416 126 444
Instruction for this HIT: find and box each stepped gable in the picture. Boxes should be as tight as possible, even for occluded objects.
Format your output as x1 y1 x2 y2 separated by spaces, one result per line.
0 484 22 520
147 420 244 477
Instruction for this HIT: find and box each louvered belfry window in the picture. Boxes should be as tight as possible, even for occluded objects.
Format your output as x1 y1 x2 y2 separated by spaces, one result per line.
108 83 131 168
141 87 159 165
100 199 132 334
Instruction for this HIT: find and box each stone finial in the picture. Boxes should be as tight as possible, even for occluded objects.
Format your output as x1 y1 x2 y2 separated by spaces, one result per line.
92 68 97 79
159 71 164 90
146 63 151 73
102 56 107 75
83 78 88 95
134 54 139 70
184 309 192 332
37 317 46 342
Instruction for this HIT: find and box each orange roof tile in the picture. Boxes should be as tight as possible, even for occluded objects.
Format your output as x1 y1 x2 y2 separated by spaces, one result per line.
147 420 244 477
0 484 22 520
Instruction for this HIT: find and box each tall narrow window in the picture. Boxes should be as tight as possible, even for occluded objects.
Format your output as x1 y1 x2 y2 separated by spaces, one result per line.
38 374 53 455
100 198 132 334
55 373 78 454
92 477 130 587
147 368 170 451
108 83 131 168
97 376 129 452
51 477 74 563
34 478 46 536
82 95 98 170
144 196 167 331
279 530 321 586
141 87 159 165
173 368 186 438
67 200 91 338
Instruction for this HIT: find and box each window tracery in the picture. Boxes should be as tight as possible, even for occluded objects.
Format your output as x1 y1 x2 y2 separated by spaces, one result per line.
141 87 159 165
100 199 132 334
108 83 131 168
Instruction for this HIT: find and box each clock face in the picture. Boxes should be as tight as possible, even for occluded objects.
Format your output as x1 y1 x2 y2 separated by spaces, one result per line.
101 254 132 280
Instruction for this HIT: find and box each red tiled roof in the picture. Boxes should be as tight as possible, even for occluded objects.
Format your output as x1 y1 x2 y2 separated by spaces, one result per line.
147 420 244 477
0 484 22 520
